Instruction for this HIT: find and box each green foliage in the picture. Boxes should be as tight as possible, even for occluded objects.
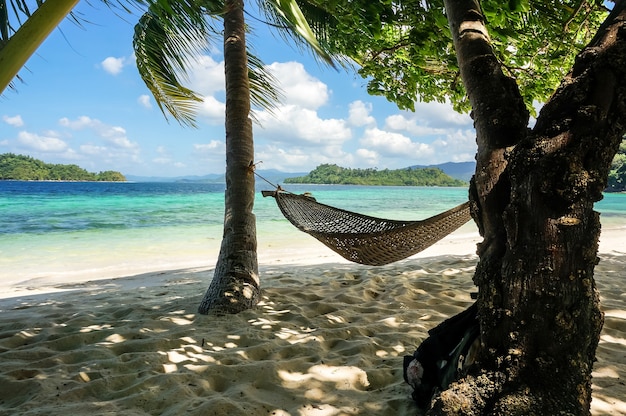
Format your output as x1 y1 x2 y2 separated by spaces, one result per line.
133 0 337 127
0 153 126 181
284 163 467 186
305 0 608 115
607 138 626 192
96 170 127 181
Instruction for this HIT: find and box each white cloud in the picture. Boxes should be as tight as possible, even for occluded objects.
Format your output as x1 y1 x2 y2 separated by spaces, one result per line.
101 56 126 75
79 144 107 155
17 131 68 152
59 116 138 150
186 55 225 96
255 144 354 172
138 95 152 109
360 128 434 159
430 129 477 162
266 61 329 110
148 146 184 168
153 157 172 165
385 102 473 136
59 115 93 129
348 101 376 127
256 105 351 146
355 148 379 164
194 140 225 153
3 115 24 127
197 96 226 124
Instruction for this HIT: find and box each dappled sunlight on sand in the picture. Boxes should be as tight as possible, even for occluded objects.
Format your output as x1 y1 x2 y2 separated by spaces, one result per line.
0 255 624 415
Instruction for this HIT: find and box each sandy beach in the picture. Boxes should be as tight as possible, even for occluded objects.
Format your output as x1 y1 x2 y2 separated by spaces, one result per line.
0 228 624 415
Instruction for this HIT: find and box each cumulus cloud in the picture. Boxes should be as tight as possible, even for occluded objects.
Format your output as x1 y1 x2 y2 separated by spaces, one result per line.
59 116 138 150
360 128 434 159
186 56 225 96
257 105 352 145
149 146 184 167
3 115 24 127
138 95 152 109
266 61 329 110
386 102 473 135
79 144 108 155
197 96 226 125
101 56 126 75
355 148 378 164
17 131 68 152
256 105 351 146
348 101 376 127
194 140 225 153
255 144 354 172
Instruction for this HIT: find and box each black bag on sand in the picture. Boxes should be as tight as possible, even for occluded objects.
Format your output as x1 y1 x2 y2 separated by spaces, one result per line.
403 302 480 408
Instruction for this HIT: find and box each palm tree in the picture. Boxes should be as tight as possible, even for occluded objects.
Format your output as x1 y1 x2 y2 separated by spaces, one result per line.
0 0 80 93
133 0 335 314
2 0 333 315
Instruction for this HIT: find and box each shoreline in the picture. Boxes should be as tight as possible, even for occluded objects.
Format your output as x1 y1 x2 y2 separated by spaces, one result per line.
0 252 624 414
0 226 626 302
1 226 623 305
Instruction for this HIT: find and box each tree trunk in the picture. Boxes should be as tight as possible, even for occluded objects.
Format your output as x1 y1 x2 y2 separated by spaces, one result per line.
431 2 626 414
198 0 260 315
0 0 80 93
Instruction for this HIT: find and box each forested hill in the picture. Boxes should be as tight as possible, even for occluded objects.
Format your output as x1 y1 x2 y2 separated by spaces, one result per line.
284 164 467 186
0 153 126 181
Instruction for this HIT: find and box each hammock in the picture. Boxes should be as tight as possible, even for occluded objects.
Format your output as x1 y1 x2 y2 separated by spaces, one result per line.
262 190 472 266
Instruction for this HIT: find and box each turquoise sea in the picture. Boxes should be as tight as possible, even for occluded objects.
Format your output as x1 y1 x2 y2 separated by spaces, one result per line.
1 181 624 284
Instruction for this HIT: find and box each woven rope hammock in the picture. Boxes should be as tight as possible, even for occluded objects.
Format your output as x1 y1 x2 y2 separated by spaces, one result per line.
262 190 472 266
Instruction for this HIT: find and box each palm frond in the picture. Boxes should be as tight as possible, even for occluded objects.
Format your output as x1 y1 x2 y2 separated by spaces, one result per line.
0 0 81 93
261 0 335 67
135 0 285 127
133 1 222 127
247 49 282 119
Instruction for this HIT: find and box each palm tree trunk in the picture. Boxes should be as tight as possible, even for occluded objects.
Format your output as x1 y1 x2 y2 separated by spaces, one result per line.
0 0 80 93
197 0 260 314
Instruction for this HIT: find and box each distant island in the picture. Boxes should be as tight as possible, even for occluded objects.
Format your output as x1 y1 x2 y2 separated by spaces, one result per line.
0 153 126 182
284 164 467 186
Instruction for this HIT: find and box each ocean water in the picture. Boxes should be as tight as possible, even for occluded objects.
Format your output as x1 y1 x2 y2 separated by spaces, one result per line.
1 181 624 284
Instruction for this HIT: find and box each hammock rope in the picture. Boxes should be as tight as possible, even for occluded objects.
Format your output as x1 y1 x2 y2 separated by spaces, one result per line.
262 189 472 266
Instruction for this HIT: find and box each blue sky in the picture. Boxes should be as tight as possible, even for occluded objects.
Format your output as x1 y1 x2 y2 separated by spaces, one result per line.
0 3 477 177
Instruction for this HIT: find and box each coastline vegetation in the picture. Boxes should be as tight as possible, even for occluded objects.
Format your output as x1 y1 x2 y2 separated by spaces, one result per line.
607 139 626 192
0 153 126 182
284 163 467 186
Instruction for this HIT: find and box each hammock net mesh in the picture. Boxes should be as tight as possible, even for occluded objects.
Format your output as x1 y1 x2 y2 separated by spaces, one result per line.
262 190 472 266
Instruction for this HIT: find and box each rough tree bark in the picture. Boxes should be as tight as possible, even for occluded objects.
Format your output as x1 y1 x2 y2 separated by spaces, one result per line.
432 1 626 414
197 0 260 315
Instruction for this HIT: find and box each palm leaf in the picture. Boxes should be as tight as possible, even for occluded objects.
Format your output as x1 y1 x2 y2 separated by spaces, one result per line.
247 48 282 118
0 0 81 93
261 0 335 67
134 0 283 127
134 2 220 127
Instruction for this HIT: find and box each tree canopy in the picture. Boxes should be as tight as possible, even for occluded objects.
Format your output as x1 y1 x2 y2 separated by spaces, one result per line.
0 153 126 181
303 0 608 114
284 163 467 186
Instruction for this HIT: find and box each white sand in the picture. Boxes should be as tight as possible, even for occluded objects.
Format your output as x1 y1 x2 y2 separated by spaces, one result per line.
0 228 624 415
